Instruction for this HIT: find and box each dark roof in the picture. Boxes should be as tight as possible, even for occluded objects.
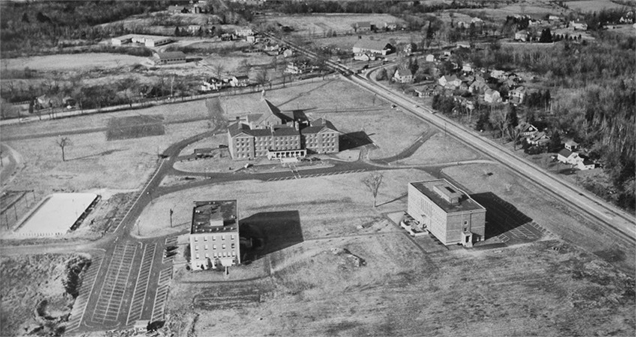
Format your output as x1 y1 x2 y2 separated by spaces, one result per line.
191 200 238 234
228 122 299 138
558 148 572 157
194 148 214 153
302 118 339 134
410 180 484 213
156 51 186 60
395 68 413 77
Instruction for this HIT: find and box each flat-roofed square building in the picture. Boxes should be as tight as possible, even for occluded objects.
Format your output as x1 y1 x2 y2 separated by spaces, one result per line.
407 180 486 247
189 200 241 270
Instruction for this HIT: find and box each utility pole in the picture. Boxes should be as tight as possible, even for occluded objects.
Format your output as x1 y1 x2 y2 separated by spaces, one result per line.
170 209 173 228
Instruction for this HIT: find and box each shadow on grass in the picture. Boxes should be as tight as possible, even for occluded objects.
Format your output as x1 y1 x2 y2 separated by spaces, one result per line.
240 210 303 261
339 131 373 151
376 193 407 207
470 192 532 239
68 148 127 161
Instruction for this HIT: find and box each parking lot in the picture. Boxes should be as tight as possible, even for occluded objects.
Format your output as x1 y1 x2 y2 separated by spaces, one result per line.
126 242 157 326
66 255 104 332
150 267 173 323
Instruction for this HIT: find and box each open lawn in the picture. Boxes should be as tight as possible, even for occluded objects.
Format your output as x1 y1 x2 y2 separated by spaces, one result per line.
311 32 424 50
400 132 480 165
442 163 635 275
166 235 635 337
4 121 209 204
137 169 434 238
0 53 147 72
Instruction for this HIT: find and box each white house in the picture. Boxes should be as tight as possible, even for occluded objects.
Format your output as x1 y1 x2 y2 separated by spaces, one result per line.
516 122 539 137
514 30 529 41
564 140 579 151
528 132 549 146
490 69 506 80
235 27 254 37
572 21 588 30
425 54 435 62
393 68 414 83
462 62 473 73
484 89 502 103
577 158 595 170
557 149 583 165
438 75 461 89
469 80 489 94
509 86 526 104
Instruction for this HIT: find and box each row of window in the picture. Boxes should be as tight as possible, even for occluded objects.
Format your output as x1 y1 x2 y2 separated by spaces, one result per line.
194 235 234 242
194 243 235 250
195 251 236 259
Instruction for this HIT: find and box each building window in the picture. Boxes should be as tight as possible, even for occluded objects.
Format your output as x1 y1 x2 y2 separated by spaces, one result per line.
194 237 198 242
222 235 225 240
195 245 199 250
204 236 207 241
231 243 235 249
222 244 226 249
213 245 216 250
204 245 208 250
205 253 209 258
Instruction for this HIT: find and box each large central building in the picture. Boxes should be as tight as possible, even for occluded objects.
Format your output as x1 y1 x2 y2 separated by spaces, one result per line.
227 99 339 160
407 180 486 247
189 200 241 270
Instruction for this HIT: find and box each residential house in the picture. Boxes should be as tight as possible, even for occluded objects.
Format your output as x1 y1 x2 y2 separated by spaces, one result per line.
564 140 579 151
228 75 250 87
235 27 254 37
469 80 489 94
425 54 435 62
384 22 398 30
527 131 549 146
264 43 279 52
577 158 596 170
462 63 473 73
548 15 561 22
572 21 588 30
438 75 461 89
490 69 506 80
282 49 294 58
354 21 372 32
352 39 393 56
353 53 371 61
516 122 539 137
557 148 583 165
484 89 502 103
471 17 484 24
189 200 241 271
407 180 486 247
509 86 526 104
393 68 414 83
514 30 529 41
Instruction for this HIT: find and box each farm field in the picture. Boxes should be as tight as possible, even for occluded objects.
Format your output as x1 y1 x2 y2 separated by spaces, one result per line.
166 234 634 337
259 13 405 36
0 53 148 72
311 32 424 50
442 163 635 275
565 0 629 12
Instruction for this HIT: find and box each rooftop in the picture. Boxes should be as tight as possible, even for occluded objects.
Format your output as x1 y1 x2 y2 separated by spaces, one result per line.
156 51 186 59
410 180 484 213
191 200 238 234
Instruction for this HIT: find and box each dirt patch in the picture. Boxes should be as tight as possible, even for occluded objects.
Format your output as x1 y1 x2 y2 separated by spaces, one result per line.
0 253 91 337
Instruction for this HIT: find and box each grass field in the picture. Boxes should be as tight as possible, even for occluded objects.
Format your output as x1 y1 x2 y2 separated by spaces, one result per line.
137 169 434 238
400 132 480 165
4 121 209 204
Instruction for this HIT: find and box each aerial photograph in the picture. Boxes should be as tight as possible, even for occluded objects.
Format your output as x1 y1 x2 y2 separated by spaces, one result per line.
0 0 634 336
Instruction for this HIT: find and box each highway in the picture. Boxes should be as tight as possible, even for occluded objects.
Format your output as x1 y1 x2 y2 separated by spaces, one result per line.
267 33 636 244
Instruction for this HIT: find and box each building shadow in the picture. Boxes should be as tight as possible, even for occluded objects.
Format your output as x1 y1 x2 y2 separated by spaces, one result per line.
239 210 303 261
470 192 533 239
339 131 373 151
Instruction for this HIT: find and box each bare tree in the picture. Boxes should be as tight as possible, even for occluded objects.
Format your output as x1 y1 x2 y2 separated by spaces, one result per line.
255 68 270 88
363 173 384 207
213 64 225 79
56 137 71 161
